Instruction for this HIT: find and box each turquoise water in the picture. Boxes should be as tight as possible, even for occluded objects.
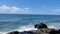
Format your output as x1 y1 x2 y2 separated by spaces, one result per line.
0 14 60 34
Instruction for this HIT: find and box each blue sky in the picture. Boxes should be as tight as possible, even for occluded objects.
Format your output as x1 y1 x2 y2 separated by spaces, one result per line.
0 0 60 15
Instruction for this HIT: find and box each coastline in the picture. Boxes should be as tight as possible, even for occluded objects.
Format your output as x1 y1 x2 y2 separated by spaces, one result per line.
7 23 60 34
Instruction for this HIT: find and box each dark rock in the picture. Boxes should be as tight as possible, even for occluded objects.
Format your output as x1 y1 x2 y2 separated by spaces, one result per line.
22 31 35 34
7 29 60 34
7 31 19 34
49 29 60 34
7 31 35 34
35 28 55 34
34 23 48 29
57 29 60 33
49 29 57 34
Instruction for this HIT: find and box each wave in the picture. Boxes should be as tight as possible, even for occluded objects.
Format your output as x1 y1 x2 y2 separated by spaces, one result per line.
1 23 60 34
15 23 37 32
47 23 60 30
0 23 37 34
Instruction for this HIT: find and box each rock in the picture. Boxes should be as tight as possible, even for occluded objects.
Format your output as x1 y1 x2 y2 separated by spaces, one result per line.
57 29 60 33
22 31 35 34
7 31 19 34
7 29 60 34
49 30 57 34
35 28 55 34
49 29 60 34
34 23 48 29
7 31 35 34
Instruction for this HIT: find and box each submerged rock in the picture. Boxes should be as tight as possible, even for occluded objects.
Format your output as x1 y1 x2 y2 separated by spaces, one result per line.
34 23 48 29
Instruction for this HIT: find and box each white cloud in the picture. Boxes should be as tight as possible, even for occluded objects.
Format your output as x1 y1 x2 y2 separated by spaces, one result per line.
52 9 60 11
0 5 29 14
48 8 60 15
0 5 11 10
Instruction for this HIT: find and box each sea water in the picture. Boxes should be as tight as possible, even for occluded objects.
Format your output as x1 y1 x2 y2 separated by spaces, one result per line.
0 14 60 34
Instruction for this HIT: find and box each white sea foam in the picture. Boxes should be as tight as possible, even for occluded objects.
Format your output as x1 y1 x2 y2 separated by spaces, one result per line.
0 32 8 34
14 23 37 32
47 23 60 30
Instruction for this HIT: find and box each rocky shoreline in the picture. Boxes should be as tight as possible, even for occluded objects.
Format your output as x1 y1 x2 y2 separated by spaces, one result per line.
7 23 60 34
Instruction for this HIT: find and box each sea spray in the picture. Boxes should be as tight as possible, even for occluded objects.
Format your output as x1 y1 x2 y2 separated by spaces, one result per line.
0 23 37 34
13 23 37 32
47 23 60 30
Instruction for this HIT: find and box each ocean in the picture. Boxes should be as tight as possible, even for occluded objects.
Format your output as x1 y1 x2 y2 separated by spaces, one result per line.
0 14 60 34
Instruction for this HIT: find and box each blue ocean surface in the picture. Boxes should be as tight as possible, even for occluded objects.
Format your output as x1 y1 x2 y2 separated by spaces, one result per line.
0 14 60 34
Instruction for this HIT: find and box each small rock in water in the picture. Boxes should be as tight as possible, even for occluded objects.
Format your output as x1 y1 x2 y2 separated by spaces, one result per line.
34 23 48 29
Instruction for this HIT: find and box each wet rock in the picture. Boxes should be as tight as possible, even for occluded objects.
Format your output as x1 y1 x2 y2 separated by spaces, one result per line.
7 31 19 34
34 28 55 34
22 31 35 34
34 23 48 29
7 31 35 34
7 28 60 34
49 29 60 34
57 29 60 33
49 30 58 34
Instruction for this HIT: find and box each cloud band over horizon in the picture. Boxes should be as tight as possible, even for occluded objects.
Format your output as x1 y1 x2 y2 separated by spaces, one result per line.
0 5 60 15
0 5 29 14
